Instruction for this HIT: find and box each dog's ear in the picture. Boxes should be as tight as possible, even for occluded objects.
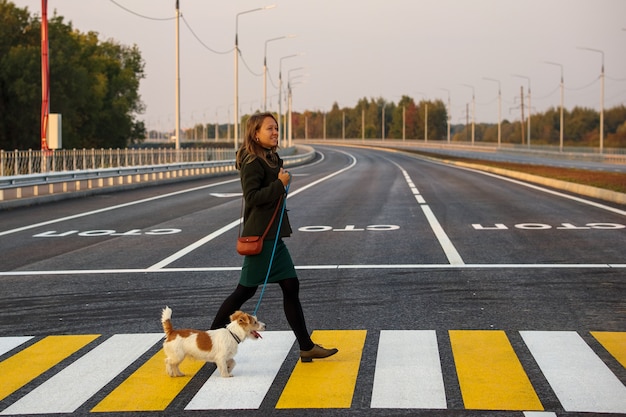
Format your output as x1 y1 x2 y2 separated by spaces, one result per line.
234 311 252 326
230 311 247 323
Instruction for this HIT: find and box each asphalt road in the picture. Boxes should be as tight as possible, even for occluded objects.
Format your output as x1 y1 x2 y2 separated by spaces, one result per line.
0 145 625 416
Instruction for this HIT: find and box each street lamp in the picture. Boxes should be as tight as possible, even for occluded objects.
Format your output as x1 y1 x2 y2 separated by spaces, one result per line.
264 35 295 111
544 61 564 152
512 74 532 147
382 103 386 140
440 88 451 143
234 5 275 149
415 92 428 141
174 0 181 152
461 84 475 145
483 78 501 147
577 47 604 154
278 54 301 147
287 67 304 146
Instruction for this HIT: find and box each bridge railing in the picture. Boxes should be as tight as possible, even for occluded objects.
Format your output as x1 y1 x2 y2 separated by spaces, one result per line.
0 145 315 207
0 147 237 177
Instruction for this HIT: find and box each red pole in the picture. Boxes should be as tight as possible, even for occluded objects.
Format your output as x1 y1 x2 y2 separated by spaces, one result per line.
41 0 49 151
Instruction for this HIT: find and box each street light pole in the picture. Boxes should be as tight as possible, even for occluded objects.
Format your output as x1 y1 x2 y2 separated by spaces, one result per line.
483 78 501 147
174 0 180 152
440 88 451 143
578 47 604 154
513 74 531 147
544 61 564 152
424 104 428 142
402 105 406 141
382 104 385 140
461 84 475 145
278 54 299 147
234 5 275 150
287 67 304 147
263 35 295 111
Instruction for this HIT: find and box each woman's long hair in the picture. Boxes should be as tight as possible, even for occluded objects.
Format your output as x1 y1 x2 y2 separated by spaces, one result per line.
236 112 279 169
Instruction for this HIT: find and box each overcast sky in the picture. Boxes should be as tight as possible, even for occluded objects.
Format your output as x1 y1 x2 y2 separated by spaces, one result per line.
13 0 626 131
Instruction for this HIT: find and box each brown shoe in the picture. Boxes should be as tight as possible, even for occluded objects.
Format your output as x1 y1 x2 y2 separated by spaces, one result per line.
300 344 338 362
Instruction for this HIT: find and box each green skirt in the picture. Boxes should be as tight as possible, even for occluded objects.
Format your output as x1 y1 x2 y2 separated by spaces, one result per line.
239 239 297 287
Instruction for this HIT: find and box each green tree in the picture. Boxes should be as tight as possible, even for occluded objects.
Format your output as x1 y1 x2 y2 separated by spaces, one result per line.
326 102 343 138
0 0 146 150
0 1 39 150
605 105 626 148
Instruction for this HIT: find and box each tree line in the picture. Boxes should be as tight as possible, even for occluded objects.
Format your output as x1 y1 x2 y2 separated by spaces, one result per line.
0 0 145 151
182 98 626 149
287 99 626 148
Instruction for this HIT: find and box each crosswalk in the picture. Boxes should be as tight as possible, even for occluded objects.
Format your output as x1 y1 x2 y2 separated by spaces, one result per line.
0 330 625 415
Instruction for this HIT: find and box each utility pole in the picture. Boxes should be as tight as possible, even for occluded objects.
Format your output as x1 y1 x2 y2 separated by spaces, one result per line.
520 86 524 145
466 103 469 142
361 108 365 141
424 103 428 142
41 0 49 151
174 0 181 152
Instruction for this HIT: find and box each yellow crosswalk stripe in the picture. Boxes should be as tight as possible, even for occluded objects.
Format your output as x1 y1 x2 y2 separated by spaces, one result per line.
91 349 204 412
449 330 543 411
0 335 99 401
276 330 366 409
590 331 626 368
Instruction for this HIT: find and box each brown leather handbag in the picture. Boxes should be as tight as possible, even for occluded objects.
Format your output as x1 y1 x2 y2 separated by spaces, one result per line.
236 197 282 256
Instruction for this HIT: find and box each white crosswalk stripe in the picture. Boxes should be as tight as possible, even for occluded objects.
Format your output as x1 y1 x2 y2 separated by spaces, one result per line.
186 331 295 410
0 337 32 357
371 330 446 408
520 331 626 413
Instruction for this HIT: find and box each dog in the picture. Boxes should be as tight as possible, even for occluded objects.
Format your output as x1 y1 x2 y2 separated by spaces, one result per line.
160 306 265 377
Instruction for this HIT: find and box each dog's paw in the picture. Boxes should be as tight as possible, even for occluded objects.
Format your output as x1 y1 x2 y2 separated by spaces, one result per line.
166 365 185 377
167 370 185 377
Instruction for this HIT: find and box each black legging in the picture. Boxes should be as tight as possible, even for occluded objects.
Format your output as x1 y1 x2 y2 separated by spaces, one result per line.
210 278 315 351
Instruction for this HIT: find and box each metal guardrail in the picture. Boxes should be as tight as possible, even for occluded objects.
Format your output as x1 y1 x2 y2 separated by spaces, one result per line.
0 146 315 207
0 147 237 176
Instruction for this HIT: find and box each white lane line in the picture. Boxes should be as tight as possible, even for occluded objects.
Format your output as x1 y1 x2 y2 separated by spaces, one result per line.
1 333 163 415
445 163 626 217
371 330 446 409
390 159 465 265
147 219 240 270
520 331 626 413
0 178 240 237
0 263 624 276
185 331 295 410
0 337 33 357
148 149 358 269
420 205 465 265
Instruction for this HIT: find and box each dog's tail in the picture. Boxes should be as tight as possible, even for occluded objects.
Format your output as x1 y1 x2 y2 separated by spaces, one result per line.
161 306 174 336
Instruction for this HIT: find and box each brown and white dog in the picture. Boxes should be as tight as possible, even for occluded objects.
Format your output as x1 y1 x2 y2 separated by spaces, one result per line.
160 306 265 378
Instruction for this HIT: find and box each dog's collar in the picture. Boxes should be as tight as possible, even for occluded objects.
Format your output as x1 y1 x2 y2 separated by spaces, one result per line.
228 329 242 344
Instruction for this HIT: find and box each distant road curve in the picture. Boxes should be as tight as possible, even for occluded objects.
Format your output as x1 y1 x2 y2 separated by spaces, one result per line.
302 140 626 205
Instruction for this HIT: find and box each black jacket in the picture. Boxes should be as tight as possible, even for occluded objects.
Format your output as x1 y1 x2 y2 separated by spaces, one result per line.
238 150 292 239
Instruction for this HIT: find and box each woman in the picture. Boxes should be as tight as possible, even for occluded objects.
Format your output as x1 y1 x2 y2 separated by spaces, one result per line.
210 112 338 362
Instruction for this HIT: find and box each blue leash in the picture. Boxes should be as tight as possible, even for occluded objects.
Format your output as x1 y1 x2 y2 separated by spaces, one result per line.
252 177 291 316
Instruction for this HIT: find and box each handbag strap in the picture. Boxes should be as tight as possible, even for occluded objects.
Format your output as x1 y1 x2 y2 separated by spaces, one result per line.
238 195 283 239
260 196 283 239
253 178 291 316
